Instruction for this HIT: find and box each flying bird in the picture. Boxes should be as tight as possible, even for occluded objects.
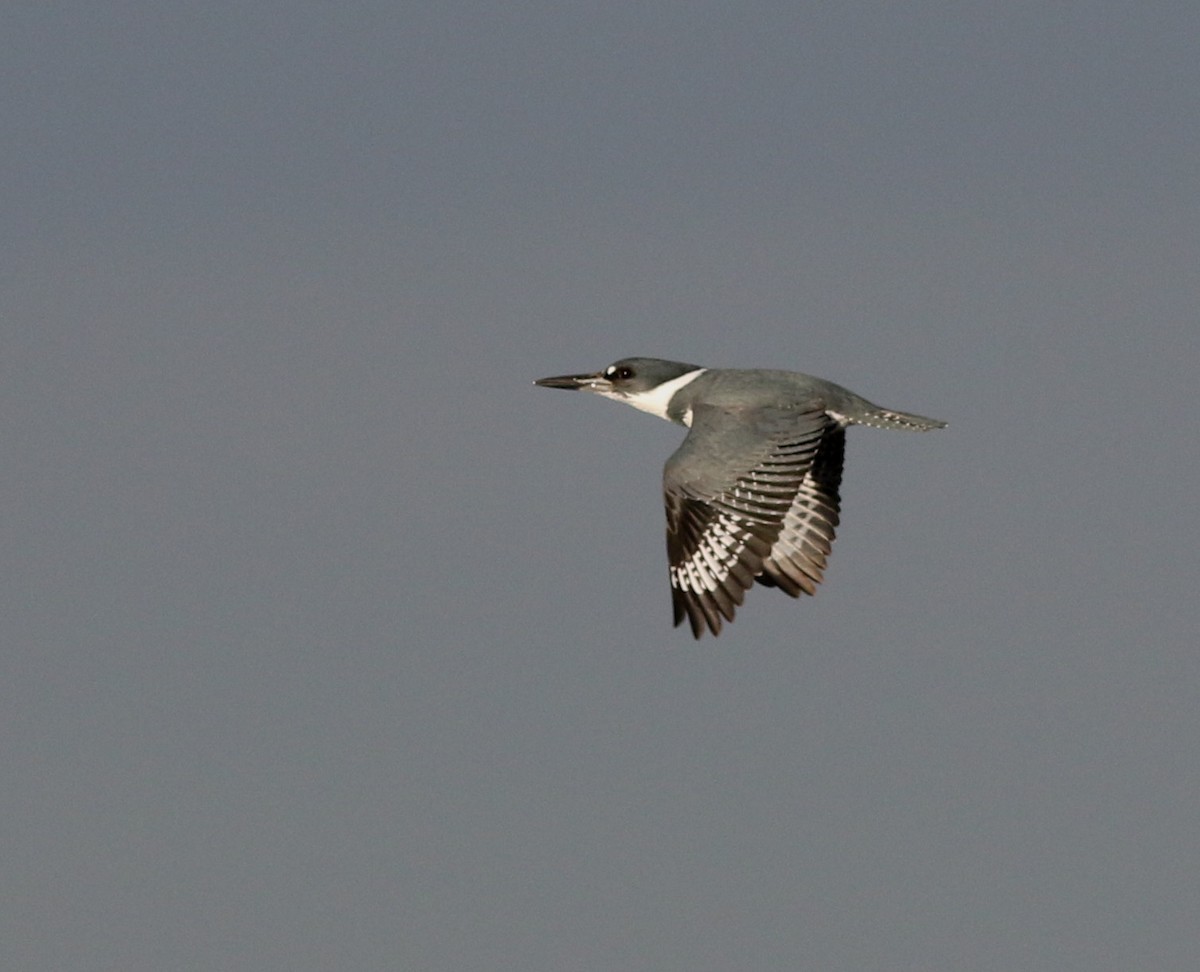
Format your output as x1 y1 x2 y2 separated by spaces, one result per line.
535 357 946 637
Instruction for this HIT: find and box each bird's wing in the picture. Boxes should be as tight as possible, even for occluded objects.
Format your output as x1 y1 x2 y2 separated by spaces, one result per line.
756 422 843 598
663 405 843 638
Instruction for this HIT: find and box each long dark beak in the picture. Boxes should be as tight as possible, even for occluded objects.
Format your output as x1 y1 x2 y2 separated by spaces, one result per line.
533 371 610 391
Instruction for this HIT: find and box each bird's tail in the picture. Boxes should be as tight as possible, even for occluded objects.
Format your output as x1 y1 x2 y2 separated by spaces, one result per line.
851 406 947 432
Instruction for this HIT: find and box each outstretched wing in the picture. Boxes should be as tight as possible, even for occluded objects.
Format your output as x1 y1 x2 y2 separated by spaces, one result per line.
663 406 843 638
757 421 843 598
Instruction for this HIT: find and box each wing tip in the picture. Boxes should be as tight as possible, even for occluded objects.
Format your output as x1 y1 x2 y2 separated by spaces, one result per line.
672 589 725 638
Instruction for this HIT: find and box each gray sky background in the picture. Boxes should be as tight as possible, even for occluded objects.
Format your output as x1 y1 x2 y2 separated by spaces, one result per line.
4 3 1199 970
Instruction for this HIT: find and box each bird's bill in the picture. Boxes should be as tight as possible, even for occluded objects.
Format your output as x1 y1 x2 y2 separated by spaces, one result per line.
533 371 612 391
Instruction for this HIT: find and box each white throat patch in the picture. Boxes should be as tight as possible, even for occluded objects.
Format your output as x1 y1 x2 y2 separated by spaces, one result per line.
598 368 707 423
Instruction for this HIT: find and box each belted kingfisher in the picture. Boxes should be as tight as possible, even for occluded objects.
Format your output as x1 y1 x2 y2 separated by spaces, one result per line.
535 357 946 638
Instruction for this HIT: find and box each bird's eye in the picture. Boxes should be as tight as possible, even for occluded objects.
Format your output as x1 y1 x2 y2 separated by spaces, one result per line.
607 365 634 381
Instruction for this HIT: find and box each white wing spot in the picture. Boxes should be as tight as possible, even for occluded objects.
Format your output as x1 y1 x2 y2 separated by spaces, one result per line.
671 512 752 593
